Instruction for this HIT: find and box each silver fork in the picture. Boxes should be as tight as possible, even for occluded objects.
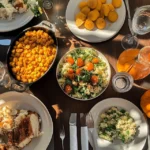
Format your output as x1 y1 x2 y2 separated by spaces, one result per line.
86 113 95 150
60 125 65 150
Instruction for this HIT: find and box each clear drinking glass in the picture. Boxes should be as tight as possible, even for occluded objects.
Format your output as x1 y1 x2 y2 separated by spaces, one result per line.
43 0 53 9
121 5 150 49
113 46 150 92
136 46 150 77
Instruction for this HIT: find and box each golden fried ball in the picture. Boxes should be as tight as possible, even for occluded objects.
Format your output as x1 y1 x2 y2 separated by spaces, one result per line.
96 18 106 29
84 19 95 30
112 0 122 8
108 11 118 22
87 0 97 9
108 3 115 11
96 0 102 11
75 12 86 27
88 9 100 21
101 0 106 4
100 8 104 18
102 4 110 16
78 1 88 9
81 6 91 15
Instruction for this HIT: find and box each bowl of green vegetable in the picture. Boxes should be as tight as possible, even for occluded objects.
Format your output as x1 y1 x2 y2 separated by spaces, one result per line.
56 47 111 101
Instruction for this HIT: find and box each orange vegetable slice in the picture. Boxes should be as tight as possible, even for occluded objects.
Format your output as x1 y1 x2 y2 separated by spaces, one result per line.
65 85 72 94
76 68 81 75
77 58 84 67
92 58 99 64
66 57 75 65
67 73 75 80
85 62 94 71
91 75 99 85
68 68 74 74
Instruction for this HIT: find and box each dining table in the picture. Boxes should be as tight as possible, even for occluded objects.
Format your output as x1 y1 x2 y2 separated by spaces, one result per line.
0 0 150 150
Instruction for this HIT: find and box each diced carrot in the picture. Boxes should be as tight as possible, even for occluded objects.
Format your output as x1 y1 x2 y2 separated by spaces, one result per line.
68 68 74 74
92 57 99 64
67 73 75 80
76 68 81 75
85 62 94 71
91 75 99 85
65 85 72 94
77 58 84 67
66 57 74 65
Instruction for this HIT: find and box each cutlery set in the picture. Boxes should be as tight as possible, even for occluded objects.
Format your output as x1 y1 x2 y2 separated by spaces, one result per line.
60 113 94 150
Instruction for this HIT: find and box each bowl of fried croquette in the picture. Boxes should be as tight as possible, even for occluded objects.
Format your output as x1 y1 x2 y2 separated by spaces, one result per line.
75 0 122 30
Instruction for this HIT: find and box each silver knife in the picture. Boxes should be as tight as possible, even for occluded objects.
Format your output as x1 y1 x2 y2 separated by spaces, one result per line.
0 39 11 46
69 113 78 150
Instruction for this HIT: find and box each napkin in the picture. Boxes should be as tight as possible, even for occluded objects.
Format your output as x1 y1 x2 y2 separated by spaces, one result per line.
81 127 89 150
70 113 78 150
70 126 78 150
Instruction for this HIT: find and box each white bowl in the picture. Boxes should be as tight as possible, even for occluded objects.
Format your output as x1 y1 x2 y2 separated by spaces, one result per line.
56 47 111 101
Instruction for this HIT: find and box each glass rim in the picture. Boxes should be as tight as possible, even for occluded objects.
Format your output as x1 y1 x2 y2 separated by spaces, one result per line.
135 5 150 12
138 46 150 65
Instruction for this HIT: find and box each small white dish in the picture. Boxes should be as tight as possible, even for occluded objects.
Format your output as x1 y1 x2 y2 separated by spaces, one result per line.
66 0 126 43
0 91 53 150
89 98 148 150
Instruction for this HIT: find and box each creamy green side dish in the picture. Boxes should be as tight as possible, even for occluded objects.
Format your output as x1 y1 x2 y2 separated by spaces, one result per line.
98 107 137 143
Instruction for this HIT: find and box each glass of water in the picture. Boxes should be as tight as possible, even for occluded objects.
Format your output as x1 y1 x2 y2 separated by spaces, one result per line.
121 5 150 49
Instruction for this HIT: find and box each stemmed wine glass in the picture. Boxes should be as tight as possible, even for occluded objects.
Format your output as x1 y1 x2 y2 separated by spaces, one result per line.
121 5 150 49
43 0 53 9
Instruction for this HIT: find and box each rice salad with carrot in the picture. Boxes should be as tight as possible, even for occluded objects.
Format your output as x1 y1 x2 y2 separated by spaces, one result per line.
57 48 109 100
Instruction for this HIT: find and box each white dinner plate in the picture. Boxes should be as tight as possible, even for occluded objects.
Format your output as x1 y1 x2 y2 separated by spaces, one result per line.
89 98 149 150
66 0 126 43
0 91 53 150
0 10 34 32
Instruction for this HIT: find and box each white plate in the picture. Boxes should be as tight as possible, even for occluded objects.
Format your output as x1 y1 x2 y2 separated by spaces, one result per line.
0 91 53 150
89 98 149 150
0 10 34 32
66 0 126 43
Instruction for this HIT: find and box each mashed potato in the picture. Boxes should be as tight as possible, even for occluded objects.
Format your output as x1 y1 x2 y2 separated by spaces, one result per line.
0 0 27 20
0 0 41 20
